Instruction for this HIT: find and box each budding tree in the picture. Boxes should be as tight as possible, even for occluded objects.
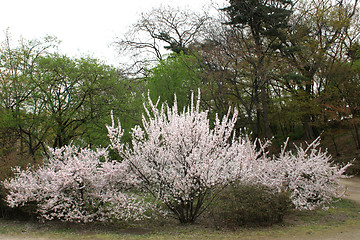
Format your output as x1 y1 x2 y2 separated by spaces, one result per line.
3 145 147 222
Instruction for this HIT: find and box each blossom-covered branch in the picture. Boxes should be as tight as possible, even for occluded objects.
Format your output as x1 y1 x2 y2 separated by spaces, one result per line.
3 145 148 222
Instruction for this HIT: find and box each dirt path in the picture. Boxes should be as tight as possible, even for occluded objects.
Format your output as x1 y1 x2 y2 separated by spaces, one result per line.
341 177 360 203
267 177 360 240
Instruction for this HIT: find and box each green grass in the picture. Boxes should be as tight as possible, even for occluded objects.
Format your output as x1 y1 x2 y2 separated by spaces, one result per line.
0 199 359 240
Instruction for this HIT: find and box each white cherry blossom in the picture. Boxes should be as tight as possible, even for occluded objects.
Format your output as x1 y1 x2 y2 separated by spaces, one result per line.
3 145 147 222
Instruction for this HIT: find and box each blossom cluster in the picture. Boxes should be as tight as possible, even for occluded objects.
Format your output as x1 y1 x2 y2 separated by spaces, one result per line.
238 138 351 210
3 145 147 222
266 138 350 210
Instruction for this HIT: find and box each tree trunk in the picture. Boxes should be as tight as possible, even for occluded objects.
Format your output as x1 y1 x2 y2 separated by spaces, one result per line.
353 123 360 149
261 83 271 139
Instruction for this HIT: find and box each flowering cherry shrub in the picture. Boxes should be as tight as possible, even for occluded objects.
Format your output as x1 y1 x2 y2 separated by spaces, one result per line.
107 92 250 223
107 91 351 223
3 145 148 222
265 139 351 210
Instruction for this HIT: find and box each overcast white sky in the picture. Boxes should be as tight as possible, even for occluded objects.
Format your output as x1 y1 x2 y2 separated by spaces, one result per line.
0 0 226 67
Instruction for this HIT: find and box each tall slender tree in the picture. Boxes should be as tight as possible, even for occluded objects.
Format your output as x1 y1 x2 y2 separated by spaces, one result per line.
220 0 293 139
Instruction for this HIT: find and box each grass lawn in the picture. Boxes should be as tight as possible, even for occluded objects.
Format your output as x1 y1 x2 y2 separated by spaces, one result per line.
0 198 359 240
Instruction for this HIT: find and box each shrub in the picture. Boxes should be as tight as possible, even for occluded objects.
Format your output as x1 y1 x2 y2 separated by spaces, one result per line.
3 145 149 223
208 183 291 228
107 91 264 223
265 138 352 210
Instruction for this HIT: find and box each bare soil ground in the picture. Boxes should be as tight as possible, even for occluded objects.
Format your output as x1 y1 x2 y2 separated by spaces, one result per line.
341 177 360 203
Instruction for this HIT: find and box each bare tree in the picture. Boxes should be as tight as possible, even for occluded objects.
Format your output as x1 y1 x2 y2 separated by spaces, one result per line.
113 5 210 75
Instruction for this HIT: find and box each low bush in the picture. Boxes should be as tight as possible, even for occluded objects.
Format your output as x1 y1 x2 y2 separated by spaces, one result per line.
208 183 292 228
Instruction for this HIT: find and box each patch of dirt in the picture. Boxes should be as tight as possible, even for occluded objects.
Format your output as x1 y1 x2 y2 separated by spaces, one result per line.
341 177 360 203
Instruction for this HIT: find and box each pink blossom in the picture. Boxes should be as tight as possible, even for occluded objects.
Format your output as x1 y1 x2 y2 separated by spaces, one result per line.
3 145 148 222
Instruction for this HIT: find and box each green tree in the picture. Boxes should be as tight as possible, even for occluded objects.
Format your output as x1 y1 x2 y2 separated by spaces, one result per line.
33 54 122 148
0 33 60 157
278 0 359 139
225 0 293 139
197 0 293 139
0 34 142 157
320 43 360 149
147 53 202 110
